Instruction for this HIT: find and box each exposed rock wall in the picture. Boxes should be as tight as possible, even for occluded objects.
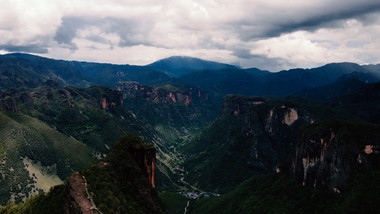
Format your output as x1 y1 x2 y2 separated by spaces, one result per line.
128 146 156 188
184 95 317 191
295 121 380 192
117 82 208 105
65 172 95 214
223 95 314 170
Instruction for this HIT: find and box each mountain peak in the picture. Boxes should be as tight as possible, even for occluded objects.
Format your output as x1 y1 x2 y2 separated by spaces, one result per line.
147 56 238 77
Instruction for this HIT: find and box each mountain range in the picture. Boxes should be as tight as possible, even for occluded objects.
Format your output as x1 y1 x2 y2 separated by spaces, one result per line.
0 53 379 213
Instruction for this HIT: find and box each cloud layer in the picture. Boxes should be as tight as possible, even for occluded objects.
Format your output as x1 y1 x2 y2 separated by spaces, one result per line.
1 0 380 71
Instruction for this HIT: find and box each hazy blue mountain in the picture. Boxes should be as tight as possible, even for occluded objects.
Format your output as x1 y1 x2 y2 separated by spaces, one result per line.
256 62 380 96
296 71 378 100
326 81 380 123
147 56 238 77
0 53 87 89
177 68 262 96
362 64 380 74
177 62 380 98
0 53 171 89
70 61 171 87
2 53 380 99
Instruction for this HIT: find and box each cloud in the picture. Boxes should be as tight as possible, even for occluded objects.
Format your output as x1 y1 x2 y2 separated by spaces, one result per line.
231 0 380 40
1 0 380 71
232 53 296 72
0 44 48 54
54 17 83 50
232 48 253 59
54 16 155 50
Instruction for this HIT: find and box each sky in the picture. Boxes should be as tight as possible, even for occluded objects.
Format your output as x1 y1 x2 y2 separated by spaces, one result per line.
1 0 380 72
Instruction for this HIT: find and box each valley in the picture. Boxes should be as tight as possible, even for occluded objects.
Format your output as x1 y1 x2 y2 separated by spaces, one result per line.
0 53 379 213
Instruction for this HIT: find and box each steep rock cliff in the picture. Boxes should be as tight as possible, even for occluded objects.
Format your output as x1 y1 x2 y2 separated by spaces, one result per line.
184 95 316 192
117 82 208 105
295 120 380 192
72 135 162 213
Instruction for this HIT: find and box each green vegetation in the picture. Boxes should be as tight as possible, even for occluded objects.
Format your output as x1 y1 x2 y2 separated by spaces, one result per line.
0 83 178 204
189 171 380 214
81 135 164 214
156 84 185 92
0 135 165 214
182 97 309 193
124 96 217 145
0 112 93 205
1 54 380 213
158 191 188 214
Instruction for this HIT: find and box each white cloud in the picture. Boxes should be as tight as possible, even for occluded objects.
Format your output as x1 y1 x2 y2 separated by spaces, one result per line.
1 0 380 71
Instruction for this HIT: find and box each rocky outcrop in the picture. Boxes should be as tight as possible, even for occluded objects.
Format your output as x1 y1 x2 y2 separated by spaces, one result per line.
0 96 18 112
222 95 315 138
222 95 266 115
117 82 208 105
295 120 380 192
184 95 317 191
222 95 315 171
127 145 156 188
65 172 96 214
2 82 124 110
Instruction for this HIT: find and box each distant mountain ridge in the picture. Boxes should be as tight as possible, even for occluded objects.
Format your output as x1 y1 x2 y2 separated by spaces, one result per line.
147 56 238 77
1 53 380 99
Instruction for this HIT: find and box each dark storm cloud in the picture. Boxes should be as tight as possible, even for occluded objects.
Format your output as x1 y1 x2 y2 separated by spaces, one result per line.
54 16 154 49
232 48 253 59
235 1 380 41
54 16 85 50
0 44 48 54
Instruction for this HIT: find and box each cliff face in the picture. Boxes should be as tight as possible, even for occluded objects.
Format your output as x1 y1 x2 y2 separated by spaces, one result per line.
223 95 316 170
222 95 315 139
184 95 316 191
81 135 162 213
295 120 380 192
117 82 208 105
127 145 156 188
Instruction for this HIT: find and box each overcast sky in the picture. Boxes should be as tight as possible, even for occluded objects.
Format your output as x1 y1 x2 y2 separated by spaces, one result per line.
1 0 380 71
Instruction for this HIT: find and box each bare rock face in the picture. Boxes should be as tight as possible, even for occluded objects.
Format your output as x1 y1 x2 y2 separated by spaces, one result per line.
117 82 208 105
222 95 315 171
295 121 380 192
127 145 156 188
65 172 95 214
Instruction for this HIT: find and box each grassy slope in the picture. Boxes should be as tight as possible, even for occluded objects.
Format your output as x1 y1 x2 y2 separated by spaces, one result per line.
0 112 93 205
